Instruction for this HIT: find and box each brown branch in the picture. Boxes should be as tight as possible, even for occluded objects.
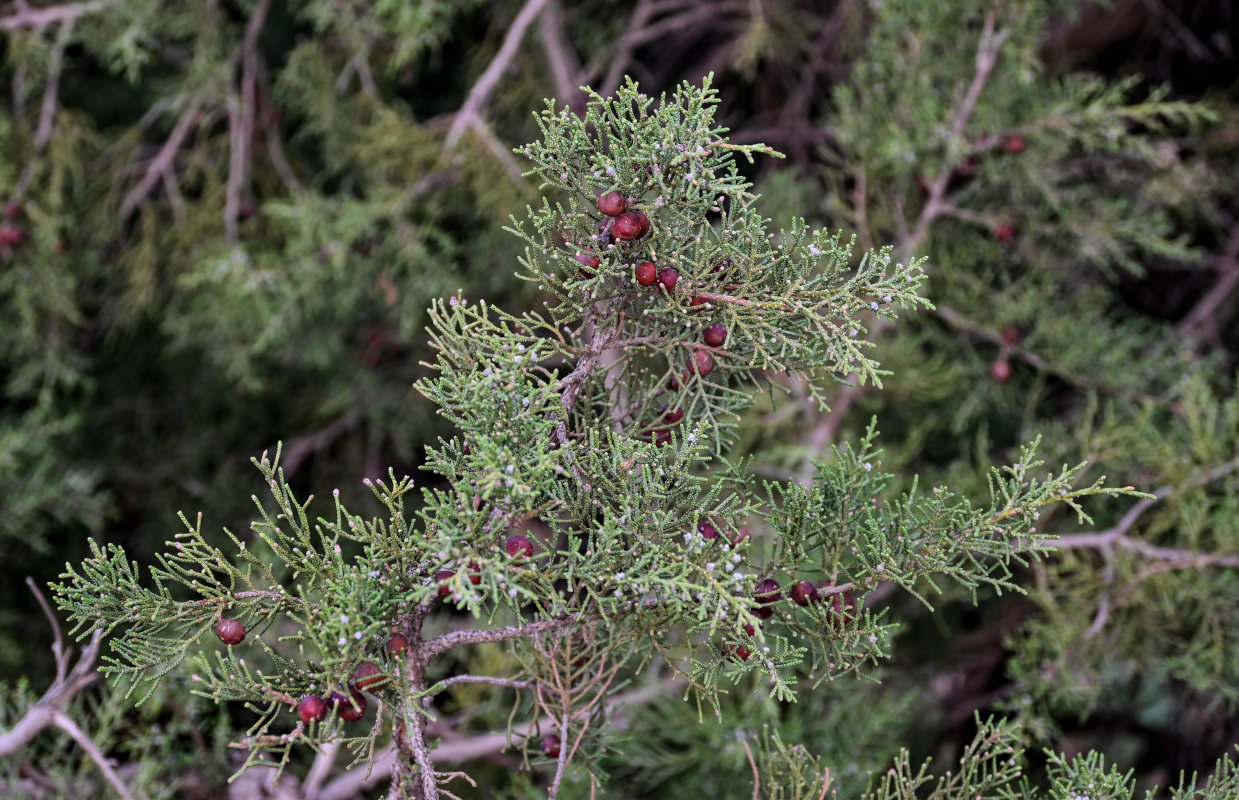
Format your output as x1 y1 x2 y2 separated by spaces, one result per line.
0 588 137 799
301 740 339 799
119 100 201 222
444 0 553 150
903 7 1010 259
279 414 357 477
1176 221 1239 338
430 675 532 692
599 0 654 98
422 615 580 659
51 711 141 800
254 56 303 194
0 0 116 30
1051 455 1239 551
743 738 760 800
791 14 1009 463
538 1 581 111
225 0 271 244
406 698 440 800
33 17 73 150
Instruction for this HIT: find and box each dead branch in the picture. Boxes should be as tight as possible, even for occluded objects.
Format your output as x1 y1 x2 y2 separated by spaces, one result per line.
0 580 139 800
225 0 271 244
444 0 553 150
119 100 202 222
0 0 116 31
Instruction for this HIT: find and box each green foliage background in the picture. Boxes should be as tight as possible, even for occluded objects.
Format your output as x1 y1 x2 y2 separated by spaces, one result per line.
2 0 1238 797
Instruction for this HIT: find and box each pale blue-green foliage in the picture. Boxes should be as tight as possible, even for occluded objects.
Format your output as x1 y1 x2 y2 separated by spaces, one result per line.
48 75 1159 788
511 77 930 451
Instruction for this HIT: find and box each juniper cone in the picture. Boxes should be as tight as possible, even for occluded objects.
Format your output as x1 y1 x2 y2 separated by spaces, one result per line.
214 618 245 645
297 695 328 724
635 261 658 286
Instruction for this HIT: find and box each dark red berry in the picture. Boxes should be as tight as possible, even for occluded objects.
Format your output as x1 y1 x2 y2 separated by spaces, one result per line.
710 257 732 279
631 210 650 237
689 349 714 377
386 633 409 658
1002 134 1027 155
598 191 627 216
994 222 1016 242
435 569 455 596
742 622 757 637
729 526 751 548
722 643 751 662
0 224 26 247
613 211 645 240
330 689 366 722
462 443 471 456
3 202 20 220
352 661 385 692
819 586 857 627
542 733 562 758
652 428 672 447
297 695 328 724
703 323 727 348
752 605 774 620
698 522 718 540
662 406 685 424
635 261 658 286
754 579 781 605
505 534 534 560
790 580 818 607
688 294 708 307
657 267 678 292
1001 326 1020 346
468 561 482 584
215 618 246 645
575 251 601 277
991 359 1012 382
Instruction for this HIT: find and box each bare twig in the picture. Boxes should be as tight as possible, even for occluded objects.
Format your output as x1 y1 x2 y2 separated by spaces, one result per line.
0 595 138 800
1051 455 1239 551
225 0 271 244
599 0 654 98
796 7 1012 467
444 0 553 150
1176 222 1239 338
742 738 760 800
51 711 140 800
539 1 581 111
0 0 117 31
302 741 340 799
430 675 532 692
33 18 74 150
406 699 440 800
422 615 580 659
254 57 304 194
119 100 201 221
279 414 357 477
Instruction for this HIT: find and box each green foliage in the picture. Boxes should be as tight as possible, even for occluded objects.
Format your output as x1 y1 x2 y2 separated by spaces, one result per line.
5 0 1239 797
48 75 1151 798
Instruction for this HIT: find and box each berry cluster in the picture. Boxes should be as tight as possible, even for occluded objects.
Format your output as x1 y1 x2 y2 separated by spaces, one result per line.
721 577 857 662
214 617 405 726
576 189 735 433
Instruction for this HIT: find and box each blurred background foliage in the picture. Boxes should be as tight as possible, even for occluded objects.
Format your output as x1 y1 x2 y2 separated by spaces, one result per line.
1 0 1238 797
